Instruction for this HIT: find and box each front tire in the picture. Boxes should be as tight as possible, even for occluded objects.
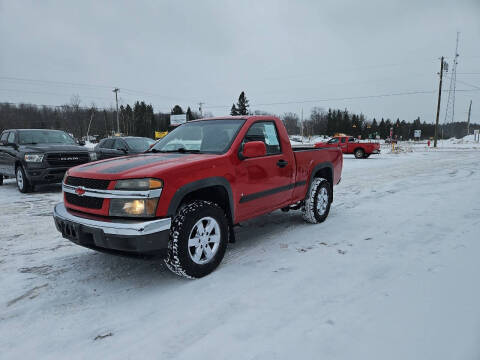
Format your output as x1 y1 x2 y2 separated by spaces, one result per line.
16 166 32 193
354 148 365 159
165 200 228 279
302 178 332 224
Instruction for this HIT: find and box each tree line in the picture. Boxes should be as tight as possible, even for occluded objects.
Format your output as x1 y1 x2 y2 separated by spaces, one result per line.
0 100 202 140
281 108 478 140
0 91 477 140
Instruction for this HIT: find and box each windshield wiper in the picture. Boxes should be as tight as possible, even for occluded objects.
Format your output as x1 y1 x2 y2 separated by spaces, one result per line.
176 147 200 153
22 142 38 145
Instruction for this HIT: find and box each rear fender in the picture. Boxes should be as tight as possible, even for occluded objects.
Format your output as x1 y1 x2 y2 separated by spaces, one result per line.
306 162 334 203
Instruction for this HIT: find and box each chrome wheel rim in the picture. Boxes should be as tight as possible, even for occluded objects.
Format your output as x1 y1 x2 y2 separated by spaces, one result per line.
16 168 24 189
188 217 221 265
316 187 328 215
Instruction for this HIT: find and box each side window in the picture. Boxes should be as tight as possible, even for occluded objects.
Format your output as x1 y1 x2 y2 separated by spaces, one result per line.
7 132 16 144
328 138 339 144
0 132 9 144
114 139 126 150
348 137 355 143
243 121 281 155
102 139 114 149
340 137 346 143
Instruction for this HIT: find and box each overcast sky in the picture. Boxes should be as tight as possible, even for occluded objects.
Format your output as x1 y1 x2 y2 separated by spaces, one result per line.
1 0 479 123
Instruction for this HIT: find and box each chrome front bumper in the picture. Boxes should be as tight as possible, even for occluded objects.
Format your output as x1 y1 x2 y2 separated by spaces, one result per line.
53 203 171 236
53 203 171 255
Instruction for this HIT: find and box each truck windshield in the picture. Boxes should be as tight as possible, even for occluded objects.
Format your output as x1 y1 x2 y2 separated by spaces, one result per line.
150 119 245 154
18 130 77 145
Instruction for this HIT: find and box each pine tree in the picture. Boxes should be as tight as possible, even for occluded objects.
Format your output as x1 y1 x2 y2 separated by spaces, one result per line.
171 105 184 115
230 104 238 116
125 104 133 135
236 91 249 115
378 118 386 139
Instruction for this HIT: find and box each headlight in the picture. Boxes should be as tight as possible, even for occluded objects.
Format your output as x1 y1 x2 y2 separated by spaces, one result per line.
109 198 159 217
115 178 163 190
89 152 97 161
109 178 163 217
24 153 44 163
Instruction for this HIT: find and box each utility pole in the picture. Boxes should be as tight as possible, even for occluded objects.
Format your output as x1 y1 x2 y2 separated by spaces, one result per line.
113 88 120 134
86 108 95 140
467 100 472 135
198 102 204 117
434 57 445 148
301 108 304 141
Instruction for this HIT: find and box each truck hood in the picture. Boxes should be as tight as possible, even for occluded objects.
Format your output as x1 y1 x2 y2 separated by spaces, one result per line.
20 144 89 153
69 153 219 179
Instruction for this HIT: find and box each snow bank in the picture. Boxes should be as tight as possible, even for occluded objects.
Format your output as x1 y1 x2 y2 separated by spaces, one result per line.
1 148 480 359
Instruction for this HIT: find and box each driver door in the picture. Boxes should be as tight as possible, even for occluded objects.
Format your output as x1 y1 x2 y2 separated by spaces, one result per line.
0 131 10 174
235 121 295 222
3 132 17 176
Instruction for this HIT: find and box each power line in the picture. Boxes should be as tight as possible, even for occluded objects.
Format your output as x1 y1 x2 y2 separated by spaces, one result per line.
0 88 118 101
0 76 113 90
454 78 480 90
204 90 438 110
0 76 198 103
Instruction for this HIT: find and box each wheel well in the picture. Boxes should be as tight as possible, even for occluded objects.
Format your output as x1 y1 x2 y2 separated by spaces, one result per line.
312 167 333 202
354 147 364 153
313 167 332 186
179 185 232 222
15 161 22 171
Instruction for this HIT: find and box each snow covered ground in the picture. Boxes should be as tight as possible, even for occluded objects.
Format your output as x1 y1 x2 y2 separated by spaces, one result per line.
1 146 480 359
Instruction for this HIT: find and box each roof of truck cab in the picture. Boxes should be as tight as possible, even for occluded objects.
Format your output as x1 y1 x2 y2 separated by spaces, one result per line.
190 115 280 122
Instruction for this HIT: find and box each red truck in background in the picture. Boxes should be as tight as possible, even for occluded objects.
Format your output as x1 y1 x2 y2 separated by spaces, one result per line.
315 136 380 159
53 116 343 278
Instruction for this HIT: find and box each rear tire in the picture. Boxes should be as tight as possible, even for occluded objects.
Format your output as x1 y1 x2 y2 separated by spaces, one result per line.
16 166 32 193
354 148 365 159
164 200 228 279
302 178 332 224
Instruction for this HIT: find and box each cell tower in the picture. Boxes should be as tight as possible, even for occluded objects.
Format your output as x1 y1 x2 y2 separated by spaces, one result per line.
443 32 460 123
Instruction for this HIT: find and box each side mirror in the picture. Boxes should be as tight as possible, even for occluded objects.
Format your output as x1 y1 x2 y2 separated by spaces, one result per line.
6 142 18 149
117 148 127 153
242 141 266 158
78 140 86 146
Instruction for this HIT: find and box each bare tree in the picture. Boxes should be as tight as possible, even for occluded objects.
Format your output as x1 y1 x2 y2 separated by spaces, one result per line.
282 112 300 135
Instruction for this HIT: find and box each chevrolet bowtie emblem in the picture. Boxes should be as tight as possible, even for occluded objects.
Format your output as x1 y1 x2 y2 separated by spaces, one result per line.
75 186 86 196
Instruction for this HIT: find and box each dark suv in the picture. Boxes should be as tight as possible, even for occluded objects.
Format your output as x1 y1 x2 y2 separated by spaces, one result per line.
0 129 94 192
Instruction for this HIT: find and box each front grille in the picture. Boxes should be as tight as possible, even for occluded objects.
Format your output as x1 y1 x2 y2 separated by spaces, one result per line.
46 153 90 167
65 176 110 190
65 193 104 209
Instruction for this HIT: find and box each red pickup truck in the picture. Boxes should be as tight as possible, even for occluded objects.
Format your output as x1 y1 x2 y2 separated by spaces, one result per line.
315 136 380 159
53 116 342 278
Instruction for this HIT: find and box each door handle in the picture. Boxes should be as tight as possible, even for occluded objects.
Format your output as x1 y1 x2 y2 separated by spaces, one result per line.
277 159 288 168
